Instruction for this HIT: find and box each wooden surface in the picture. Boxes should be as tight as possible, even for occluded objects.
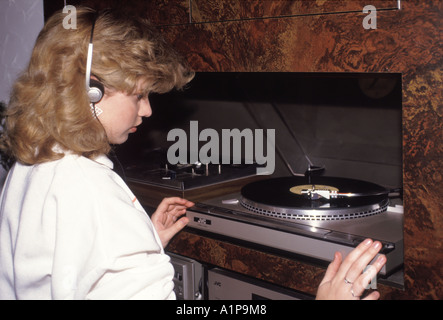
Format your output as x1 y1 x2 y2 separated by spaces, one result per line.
167 230 404 298
128 175 266 208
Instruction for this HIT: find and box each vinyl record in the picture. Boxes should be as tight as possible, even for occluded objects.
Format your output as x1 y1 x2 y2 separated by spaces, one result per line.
240 176 388 214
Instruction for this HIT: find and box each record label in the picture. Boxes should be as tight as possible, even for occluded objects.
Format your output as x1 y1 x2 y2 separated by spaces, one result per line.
289 184 339 195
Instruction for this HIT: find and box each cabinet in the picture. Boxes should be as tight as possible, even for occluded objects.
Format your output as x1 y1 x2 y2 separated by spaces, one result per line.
45 1 400 25
157 0 442 299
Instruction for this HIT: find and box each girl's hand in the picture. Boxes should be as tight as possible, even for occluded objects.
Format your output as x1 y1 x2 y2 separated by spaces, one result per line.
151 197 194 248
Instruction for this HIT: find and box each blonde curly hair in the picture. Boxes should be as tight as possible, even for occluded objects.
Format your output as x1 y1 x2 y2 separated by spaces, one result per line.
1 7 194 165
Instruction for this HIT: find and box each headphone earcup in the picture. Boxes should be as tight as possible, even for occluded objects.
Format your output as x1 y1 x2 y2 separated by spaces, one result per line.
88 79 104 103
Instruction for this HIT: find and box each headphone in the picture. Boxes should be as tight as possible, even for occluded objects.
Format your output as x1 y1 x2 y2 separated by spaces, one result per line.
85 17 104 103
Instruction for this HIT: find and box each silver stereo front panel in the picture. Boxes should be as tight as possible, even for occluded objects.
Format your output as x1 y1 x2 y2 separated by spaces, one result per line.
186 197 403 276
168 252 204 300
208 268 312 300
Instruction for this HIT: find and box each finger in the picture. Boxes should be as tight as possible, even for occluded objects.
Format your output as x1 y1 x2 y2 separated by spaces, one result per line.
336 238 373 280
154 197 175 214
345 241 383 283
155 198 194 215
158 216 189 247
162 197 186 208
319 251 342 286
172 216 190 232
352 254 386 297
362 291 381 300
165 197 194 207
167 204 194 219
168 203 191 213
167 199 194 211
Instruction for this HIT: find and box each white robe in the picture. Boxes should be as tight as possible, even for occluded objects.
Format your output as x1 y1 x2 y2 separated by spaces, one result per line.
0 153 175 300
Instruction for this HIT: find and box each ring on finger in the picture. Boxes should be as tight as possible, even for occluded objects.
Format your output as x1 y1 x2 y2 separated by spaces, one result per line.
344 278 353 285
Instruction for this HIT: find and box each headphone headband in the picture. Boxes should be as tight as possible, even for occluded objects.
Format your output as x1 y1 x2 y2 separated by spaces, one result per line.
85 16 104 103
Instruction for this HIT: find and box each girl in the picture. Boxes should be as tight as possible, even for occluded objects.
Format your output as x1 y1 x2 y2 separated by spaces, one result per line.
0 7 194 299
0 7 386 300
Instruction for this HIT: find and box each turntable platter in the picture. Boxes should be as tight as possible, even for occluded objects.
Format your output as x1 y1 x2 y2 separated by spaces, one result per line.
240 177 389 221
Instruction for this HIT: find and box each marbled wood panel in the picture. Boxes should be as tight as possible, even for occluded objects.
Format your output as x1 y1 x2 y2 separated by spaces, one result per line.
56 0 190 25
399 1 443 300
159 2 440 71
161 9 396 72
168 231 402 298
192 0 398 23
167 231 322 296
145 0 190 25
161 4 441 72
158 0 442 299
74 0 150 15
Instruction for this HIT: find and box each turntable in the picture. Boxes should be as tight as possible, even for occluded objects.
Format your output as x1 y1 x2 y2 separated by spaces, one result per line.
186 176 403 277
240 176 390 221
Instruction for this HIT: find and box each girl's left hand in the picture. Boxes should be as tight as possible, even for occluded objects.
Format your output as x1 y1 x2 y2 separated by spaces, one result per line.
316 238 387 300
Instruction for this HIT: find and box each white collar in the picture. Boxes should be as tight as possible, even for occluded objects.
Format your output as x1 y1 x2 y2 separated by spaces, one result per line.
52 144 114 170
92 154 114 169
